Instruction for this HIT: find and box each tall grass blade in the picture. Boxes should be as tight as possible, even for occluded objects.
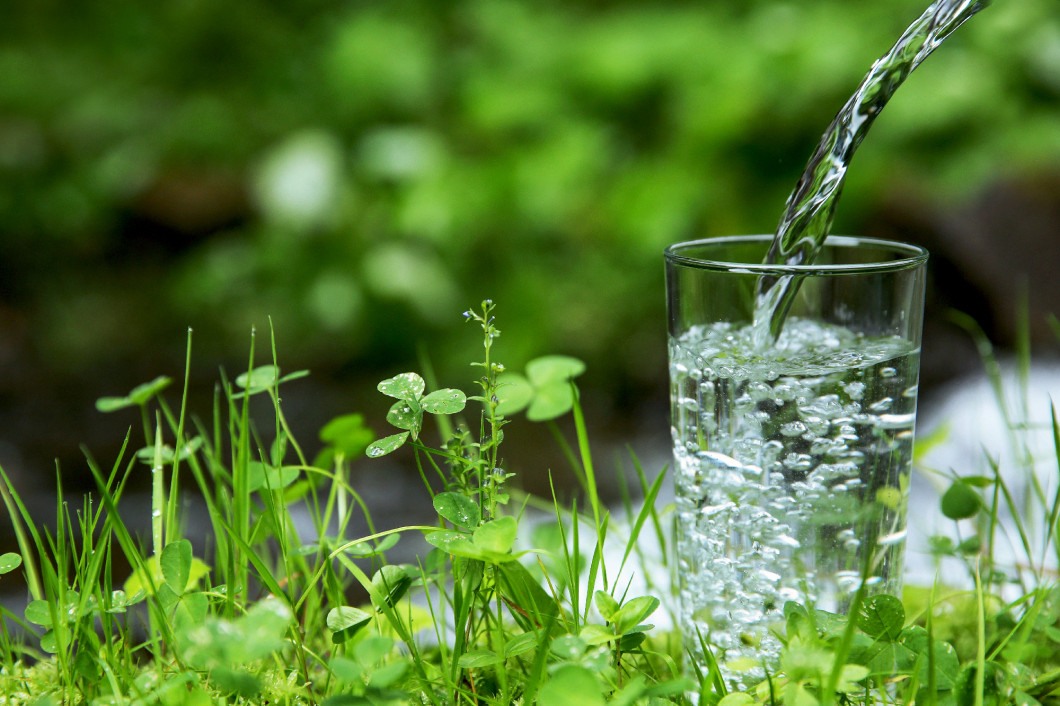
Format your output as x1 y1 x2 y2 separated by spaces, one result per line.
616 464 666 582
0 464 43 601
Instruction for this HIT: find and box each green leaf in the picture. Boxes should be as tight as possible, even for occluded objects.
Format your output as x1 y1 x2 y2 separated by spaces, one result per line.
941 481 982 520
40 630 57 653
0 552 22 575
129 375 173 405
25 600 53 627
95 396 136 413
125 555 210 597
923 641 961 690
134 437 204 466
341 533 401 556
386 399 423 434
613 596 660 636
472 516 517 554
156 583 181 613
526 356 586 386
858 594 905 641
327 606 373 644
718 694 755 706
319 414 375 456
106 590 130 614
425 530 484 560
329 656 363 683
836 664 870 692
246 462 301 492
497 561 560 630
527 381 577 421
210 666 261 697
494 373 534 416
321 696 371 706
236 365 280 392
421 388 467 414
504 630 542 658
433 491 481 529
377 372 425 400
538 664 604 706
161 540 193 595
594 591 620 623
865 641 917 675
174 591 209 631
551 634 588 661
354 635 395 667
365 432 410 458
579 624 618 646
459 649 503 669
371 565 412 610
367 660 408 688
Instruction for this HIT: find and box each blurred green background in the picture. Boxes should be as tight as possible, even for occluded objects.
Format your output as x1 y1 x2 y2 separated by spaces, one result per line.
2 0 1059 504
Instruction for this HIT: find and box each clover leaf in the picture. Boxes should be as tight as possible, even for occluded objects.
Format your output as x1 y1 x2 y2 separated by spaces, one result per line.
494 355 585 421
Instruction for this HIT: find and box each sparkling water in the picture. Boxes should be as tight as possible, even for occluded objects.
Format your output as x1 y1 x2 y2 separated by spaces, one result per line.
671 318 919 686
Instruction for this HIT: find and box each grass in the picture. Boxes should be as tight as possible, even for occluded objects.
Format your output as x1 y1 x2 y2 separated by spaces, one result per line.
0 303 1059 705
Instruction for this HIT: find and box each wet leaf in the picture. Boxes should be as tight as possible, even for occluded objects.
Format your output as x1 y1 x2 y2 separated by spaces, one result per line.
421 388 467 414
858 594 905 641
386 399 422 433
25 600 54 627
377 372 425 400
433 491 481 529
425 530 483 560
0 552 22 575
365 432 410 458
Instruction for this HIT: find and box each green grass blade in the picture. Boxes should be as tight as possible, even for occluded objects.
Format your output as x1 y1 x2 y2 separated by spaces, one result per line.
0 463 44 601
616 463 667 582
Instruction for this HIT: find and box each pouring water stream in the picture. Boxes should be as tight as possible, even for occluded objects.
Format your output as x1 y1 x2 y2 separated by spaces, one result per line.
752 0 990 348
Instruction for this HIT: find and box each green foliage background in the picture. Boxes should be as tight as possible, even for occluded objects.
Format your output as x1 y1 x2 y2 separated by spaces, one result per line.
1 0 1058 473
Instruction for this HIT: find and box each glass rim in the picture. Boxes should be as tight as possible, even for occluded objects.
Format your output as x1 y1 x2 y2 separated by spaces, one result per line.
664 235 929 274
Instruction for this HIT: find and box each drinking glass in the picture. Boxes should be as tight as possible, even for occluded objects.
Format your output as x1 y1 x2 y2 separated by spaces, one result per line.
665 235 928 685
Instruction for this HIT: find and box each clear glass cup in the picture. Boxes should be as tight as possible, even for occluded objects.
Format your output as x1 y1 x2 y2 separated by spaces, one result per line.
665 235 928 686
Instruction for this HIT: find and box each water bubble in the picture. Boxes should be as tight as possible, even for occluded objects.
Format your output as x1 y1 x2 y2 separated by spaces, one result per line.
842 381 866 400
868 397 893 413
780 421 807 437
